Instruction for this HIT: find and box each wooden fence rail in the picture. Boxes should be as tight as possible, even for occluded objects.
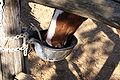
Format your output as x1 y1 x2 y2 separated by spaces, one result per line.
28 0 120 29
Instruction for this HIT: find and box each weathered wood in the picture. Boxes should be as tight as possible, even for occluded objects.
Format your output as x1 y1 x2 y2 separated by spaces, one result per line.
28 0 120 29
0 0 24 80
15 72 35 80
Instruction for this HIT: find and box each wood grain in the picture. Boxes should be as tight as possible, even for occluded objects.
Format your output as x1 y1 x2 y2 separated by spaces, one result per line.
0 0 24 80
28 0 120 29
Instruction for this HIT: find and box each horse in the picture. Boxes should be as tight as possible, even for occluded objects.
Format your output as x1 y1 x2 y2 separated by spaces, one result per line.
46 9 87 48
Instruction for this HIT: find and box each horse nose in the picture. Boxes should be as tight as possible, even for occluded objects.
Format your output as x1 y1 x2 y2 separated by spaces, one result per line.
54 44 62 48
52 42 62 48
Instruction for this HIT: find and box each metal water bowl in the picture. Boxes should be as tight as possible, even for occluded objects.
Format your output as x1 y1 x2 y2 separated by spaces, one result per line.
32 30 77 62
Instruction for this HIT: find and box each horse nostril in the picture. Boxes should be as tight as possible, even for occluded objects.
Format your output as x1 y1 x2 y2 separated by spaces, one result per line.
54 44 61 48
52 42 62 48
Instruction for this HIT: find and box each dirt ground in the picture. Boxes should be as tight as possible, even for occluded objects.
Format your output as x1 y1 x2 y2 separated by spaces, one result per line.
21 1 120 80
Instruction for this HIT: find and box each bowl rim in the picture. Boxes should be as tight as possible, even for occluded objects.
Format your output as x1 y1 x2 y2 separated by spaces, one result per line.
35 35 78 51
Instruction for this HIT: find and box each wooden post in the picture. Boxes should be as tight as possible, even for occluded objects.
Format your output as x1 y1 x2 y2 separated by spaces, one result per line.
0 0 24 80
28 0 120 29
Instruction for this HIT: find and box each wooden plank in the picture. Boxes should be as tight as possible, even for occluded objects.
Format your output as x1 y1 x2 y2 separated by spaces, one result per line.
28 0 120 29
0 0 24 80
0 53 2 80
15 72 35 80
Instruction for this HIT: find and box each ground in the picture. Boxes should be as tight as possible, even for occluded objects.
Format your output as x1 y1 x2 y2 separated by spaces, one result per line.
21 1 120 80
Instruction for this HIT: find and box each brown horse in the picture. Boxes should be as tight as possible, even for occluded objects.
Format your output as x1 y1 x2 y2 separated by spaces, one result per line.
46 9 87 48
